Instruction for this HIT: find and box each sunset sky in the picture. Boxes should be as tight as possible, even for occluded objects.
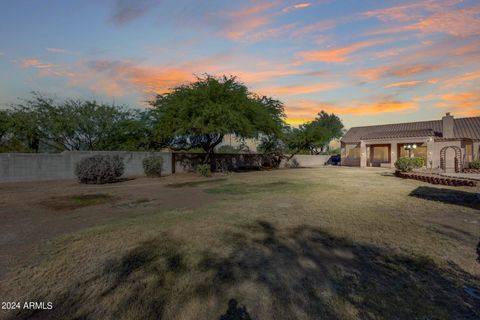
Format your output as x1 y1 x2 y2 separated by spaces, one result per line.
0 0 479 128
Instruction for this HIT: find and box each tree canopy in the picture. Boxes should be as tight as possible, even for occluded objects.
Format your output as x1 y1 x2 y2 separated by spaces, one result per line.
150 75 286 157
259 111 344 159
1 93 157 152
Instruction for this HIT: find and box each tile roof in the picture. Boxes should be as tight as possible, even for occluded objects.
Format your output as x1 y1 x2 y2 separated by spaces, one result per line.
341 116 480 143
360 129 437 140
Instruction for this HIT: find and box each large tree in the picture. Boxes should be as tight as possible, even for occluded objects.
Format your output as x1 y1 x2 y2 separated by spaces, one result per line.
150 75 285 160
287 111 344 155
4 93 156 152
258 110 344 160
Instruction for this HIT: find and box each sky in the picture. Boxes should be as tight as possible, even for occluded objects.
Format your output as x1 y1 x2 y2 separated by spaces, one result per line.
0 0 479 129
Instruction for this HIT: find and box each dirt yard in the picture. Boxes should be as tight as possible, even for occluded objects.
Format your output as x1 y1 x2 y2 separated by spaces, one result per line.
0 167 479 320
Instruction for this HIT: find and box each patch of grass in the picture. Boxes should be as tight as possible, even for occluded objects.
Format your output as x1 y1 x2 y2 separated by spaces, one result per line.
2 167 480 319
39 193 115 210
205 180 309 194
166 178 227 188
1 221 478 320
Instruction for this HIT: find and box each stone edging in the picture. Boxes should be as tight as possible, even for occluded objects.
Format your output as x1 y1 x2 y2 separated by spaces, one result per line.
395 171 477 187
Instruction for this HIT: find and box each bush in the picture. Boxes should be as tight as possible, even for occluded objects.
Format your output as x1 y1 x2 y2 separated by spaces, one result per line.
470 160 480 169
394 157 424 172
410 157 424 169
285 158 300 168
196 164 212 177
75 155 124 184
143 155 163 177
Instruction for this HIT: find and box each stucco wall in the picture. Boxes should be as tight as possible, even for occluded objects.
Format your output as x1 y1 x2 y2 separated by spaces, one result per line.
281 154 331 167
0 151 172 182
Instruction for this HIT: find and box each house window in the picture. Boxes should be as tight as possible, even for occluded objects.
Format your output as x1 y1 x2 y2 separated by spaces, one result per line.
347 147 360 159
466 143 473 162
413 146 427 164
373 146 389 162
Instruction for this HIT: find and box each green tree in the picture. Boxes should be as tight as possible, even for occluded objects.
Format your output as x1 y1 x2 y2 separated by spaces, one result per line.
150 75 285 161
4 92 157 152
287 111 344 156
258 110 344 160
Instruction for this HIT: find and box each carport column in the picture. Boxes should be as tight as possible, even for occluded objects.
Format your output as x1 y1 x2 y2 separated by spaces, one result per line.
390 142 397 168
360 140 367 168
426 137 435 168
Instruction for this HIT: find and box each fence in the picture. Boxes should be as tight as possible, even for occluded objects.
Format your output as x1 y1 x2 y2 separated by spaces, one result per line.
0 151 172 182
0 152 330 182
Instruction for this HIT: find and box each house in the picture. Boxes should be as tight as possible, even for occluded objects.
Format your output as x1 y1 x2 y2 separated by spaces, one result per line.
340 113 480 172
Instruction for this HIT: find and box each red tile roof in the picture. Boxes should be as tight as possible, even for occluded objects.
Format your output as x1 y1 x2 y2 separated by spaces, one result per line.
341 116 480 143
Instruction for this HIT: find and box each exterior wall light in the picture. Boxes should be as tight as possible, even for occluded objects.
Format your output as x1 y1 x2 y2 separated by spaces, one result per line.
404 144 417 157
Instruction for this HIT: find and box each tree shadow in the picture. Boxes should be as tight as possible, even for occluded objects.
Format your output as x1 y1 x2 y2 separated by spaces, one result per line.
6 222 480 320
409 186 480 210
198 221 480 319
218 299 251 320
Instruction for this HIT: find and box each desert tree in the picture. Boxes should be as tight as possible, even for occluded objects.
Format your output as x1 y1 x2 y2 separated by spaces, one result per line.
150 75 285 161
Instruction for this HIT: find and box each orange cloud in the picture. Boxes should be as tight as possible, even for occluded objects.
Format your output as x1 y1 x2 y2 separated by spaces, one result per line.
290 20 336 37
437 91 480 116
297 40 385 63
282 3 312 13
256 82 338 96
356 64 440 80
365 1 480 37
20 59 43 68
19 58 75 78
286 99 417 122
440 70 480 88
88 60 194 95
384 80 423 88
220 1 280 40
228 68 303 84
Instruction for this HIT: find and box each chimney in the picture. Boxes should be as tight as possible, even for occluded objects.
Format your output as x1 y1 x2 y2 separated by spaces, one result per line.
442 112 454 138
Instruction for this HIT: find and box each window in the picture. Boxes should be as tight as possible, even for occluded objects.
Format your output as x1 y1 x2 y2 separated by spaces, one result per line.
373 146 389 162
466 143 473 162
413 146 427 164
347 147 360 159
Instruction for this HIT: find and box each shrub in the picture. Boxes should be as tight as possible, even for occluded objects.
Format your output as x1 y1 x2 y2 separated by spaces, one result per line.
75 155 124 184
394 157 424 172
285 158 300 168
470 160 480 169
410 157 424 169
196 164 212 177
143 155 163 177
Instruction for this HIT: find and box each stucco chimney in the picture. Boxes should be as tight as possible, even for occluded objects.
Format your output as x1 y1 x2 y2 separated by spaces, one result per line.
442 112 454 138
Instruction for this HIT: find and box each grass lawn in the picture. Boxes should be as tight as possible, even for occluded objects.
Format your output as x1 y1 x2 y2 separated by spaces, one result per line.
0 167 479 319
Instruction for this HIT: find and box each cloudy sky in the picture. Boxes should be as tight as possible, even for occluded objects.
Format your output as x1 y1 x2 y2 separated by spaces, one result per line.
0 0 479 128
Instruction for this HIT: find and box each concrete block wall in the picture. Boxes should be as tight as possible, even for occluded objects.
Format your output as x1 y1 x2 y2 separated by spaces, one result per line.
281 154 331 167
0 151 172 182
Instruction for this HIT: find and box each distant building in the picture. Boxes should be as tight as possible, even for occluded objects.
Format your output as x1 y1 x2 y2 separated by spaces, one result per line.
217 134 258 153
340 113 480 172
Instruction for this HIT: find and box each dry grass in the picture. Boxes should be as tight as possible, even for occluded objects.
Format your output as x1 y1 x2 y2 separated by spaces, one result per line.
39 193 116 210
0 167 479 320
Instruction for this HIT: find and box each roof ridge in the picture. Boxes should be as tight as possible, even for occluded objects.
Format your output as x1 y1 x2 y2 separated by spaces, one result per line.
347 116 480 130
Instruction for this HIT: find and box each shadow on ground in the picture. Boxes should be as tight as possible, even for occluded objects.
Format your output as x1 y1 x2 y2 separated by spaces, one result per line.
409 186 480 210
5 222 480 320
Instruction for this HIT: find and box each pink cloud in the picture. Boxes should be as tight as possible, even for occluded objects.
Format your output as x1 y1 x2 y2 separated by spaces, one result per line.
297 40 386 63
256 82 339 96
282 2 312 13
365 1 480 37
